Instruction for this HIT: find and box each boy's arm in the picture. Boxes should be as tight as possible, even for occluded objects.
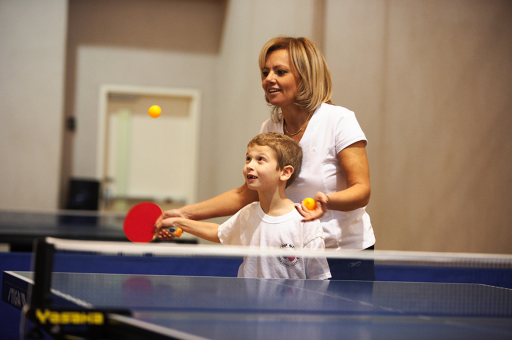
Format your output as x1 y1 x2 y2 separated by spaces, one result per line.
156 217 221 243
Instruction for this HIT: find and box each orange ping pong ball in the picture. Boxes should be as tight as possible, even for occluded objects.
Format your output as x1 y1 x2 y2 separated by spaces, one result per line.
148 105 161 118
304 198 316 210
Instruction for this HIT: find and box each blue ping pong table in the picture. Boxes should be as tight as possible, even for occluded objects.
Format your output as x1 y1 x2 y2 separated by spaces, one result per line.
3 270 512 340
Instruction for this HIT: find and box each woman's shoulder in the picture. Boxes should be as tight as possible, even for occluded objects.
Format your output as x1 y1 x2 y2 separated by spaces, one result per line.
317 103 367 145
259 116 282 133
317 103 356 119
312 103 360 129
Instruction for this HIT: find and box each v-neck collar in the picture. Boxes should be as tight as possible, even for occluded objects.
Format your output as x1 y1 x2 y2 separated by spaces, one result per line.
292 103 323 144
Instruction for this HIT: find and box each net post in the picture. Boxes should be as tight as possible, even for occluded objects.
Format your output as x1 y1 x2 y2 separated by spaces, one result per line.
29 238 55 307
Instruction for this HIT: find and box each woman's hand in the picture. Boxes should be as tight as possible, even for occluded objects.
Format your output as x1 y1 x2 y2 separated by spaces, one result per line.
295 192 329 222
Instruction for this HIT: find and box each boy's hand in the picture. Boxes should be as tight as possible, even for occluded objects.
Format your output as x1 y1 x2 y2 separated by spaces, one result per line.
155 209 187 240
295 192 328 221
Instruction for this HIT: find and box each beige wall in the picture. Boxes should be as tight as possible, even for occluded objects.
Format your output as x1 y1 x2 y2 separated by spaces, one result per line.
0 0 67 210
326 0 512 253
1 0 511 253
62 0 227 206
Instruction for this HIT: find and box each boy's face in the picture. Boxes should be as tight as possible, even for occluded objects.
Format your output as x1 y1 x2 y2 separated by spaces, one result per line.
244 144 282 191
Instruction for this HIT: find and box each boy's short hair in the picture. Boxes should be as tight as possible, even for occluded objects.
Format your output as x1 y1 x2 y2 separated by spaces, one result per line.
247 132 303 188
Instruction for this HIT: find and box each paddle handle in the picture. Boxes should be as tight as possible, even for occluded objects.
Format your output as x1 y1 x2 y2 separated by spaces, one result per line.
167 227 183 238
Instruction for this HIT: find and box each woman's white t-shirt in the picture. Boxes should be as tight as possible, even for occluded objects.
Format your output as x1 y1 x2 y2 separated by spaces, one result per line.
260 103 376 250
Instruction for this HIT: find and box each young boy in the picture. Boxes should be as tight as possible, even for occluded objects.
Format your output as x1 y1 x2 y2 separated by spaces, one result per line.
156 132 331 280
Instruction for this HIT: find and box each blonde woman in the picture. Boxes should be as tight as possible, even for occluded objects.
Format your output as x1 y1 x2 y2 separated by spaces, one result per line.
158 37 375 280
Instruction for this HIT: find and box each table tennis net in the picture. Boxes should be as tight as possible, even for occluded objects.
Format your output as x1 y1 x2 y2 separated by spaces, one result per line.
42 236 512 269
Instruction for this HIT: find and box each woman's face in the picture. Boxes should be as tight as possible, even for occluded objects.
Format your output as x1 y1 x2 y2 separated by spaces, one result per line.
261 49 301 111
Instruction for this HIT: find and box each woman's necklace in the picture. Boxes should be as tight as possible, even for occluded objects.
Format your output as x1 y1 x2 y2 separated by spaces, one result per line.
283 111 314 136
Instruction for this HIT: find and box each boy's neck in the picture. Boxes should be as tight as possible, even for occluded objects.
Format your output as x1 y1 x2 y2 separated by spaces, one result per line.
257 186 295 217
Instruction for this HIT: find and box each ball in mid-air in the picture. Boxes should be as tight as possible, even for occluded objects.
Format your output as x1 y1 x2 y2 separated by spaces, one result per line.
148 105 161 118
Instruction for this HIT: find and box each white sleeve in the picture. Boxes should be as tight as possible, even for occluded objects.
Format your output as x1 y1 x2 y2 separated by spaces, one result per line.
303 220 331 280
334 109 367 154
259 118 282 134
259 120 267 134
217 211 243 246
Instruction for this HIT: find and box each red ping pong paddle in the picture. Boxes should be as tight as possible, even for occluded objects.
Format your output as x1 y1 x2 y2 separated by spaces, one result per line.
123 202 182 243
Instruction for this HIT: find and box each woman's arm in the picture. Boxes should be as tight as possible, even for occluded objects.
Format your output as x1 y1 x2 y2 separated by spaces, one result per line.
298 140 371 220
326 140 371 210
156 183 259 222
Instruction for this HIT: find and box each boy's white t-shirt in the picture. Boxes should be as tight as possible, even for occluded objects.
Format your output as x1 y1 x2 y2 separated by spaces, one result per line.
260 103 376 250
218 202 331 280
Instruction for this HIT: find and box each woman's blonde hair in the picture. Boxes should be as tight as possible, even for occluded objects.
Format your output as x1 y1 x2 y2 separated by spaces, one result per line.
258 36 333 122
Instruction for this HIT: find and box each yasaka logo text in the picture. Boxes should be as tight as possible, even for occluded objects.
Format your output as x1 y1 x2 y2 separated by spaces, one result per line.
36 309 104 325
